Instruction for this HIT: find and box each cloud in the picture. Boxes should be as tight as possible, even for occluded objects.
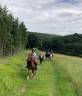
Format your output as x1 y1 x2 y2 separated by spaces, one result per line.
0 0 82 35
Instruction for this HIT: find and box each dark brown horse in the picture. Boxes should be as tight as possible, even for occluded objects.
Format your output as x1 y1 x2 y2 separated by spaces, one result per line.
26 60 37 79
45 52 53 59
45 52 51 59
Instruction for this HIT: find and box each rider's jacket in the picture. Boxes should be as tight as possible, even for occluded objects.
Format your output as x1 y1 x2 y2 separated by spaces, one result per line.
27 52 37 63
40 52 44 58
31 52 37 62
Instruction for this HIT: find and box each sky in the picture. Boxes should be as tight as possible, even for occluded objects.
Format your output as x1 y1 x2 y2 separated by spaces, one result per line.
0 0 82 35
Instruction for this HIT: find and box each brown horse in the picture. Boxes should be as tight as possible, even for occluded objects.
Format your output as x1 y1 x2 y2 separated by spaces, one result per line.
45 52 51 59
26 60 37 79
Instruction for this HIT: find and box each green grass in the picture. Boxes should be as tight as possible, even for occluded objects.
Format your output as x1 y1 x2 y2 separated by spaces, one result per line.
0 51 82 96
54 54 82 96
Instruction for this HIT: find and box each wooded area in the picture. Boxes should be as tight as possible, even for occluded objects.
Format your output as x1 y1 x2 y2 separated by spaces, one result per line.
0 6 27 56
0 6 82 57
27 32 82 57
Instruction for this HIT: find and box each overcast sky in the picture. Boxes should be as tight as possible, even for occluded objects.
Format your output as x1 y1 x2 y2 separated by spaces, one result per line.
0 0 82 35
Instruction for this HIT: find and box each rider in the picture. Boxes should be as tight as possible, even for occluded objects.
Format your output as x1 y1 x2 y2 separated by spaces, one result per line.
31 48 37 65
39 49 45 64
26 48 37 69
40 49 45 59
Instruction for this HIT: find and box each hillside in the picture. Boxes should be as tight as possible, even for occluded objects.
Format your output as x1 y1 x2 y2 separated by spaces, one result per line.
27 32 82 57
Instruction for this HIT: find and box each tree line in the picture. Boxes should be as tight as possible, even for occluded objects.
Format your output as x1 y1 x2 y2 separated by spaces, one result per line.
27 33 82 57
0 6 27 56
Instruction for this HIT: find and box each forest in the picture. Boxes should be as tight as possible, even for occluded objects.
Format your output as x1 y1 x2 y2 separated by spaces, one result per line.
0 6 27 56
27 32 82 57
0 6 82 57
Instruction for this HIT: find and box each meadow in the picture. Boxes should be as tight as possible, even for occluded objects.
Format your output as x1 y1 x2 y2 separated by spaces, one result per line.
0 50 82 96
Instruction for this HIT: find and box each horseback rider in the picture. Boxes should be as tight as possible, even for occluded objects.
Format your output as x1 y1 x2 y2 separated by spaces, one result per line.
40 49 45 58
31 48 37 65
26 48 37 79
39 49 45 64
26 48 37 68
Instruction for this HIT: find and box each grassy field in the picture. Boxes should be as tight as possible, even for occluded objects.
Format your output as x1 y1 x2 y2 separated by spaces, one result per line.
0 51 82 96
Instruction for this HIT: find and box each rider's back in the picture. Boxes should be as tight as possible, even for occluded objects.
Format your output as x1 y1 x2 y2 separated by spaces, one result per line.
31 52 37 62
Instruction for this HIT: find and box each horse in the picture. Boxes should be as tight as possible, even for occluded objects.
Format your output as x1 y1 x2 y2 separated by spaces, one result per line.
26 60 37 79
45 51 53 59
45 52 51 59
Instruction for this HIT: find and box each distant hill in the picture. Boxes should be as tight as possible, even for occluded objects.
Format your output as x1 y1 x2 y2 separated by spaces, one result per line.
27 32 82 57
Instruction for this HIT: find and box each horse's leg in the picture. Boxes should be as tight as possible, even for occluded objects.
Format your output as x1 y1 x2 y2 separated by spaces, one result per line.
27 69 30 80
31 69 35 78
41 59 43 64
39 58 41 64
40 59 42 64
50 55 51 60
31 68 37 78
52 54 53 58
